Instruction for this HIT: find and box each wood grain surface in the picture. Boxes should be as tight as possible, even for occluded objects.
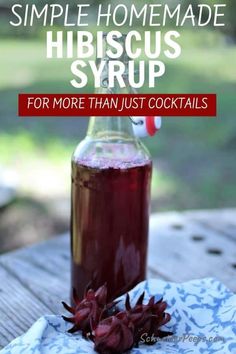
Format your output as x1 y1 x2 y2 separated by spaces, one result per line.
0 209 235 348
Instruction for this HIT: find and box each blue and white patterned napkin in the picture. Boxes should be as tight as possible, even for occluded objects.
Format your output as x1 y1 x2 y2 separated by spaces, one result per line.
1 278 236 354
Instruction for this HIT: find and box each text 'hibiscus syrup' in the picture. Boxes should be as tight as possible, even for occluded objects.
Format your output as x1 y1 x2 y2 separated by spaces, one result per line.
70 34 153 301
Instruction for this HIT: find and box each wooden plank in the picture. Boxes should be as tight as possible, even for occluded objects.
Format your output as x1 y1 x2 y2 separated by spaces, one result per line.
0 232 165 349
0 209 235 348
0 234 70 314
0 232 166 308
148 212 236 292
183 209 236 242
1 209 235 313
0 264 52 349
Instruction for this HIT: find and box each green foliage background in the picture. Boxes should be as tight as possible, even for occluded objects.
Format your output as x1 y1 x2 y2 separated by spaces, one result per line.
0 0 235 211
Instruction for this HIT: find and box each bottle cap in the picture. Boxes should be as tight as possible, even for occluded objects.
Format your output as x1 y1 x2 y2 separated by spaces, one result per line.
131 116 162 138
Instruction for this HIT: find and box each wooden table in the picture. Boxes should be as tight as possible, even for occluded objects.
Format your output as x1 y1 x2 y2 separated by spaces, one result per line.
0 209 235 349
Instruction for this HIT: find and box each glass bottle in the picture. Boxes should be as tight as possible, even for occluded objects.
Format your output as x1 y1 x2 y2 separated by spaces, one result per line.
71 35 152 301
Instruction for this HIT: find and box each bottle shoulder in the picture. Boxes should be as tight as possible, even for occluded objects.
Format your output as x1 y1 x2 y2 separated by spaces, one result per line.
72 136 151 168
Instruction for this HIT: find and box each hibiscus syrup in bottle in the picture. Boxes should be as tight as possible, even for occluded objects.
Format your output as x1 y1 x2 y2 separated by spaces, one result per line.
71 35 152 301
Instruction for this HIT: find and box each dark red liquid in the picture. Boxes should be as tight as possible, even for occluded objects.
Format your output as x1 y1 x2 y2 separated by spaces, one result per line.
71 159 152 301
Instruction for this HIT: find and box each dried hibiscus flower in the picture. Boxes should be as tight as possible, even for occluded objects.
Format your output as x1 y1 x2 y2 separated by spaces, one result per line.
62 284 115 336
124 292 173 345
93 312 134 354
62 283 173 353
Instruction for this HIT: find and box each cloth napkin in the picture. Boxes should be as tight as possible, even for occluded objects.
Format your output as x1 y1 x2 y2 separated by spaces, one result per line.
1 278 236 354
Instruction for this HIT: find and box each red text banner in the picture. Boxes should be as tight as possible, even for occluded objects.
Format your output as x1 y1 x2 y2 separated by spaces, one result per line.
18 94 217 117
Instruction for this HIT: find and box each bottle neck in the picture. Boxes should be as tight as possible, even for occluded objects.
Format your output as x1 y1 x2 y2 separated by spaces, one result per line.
87 116 135 140
87 34 134 140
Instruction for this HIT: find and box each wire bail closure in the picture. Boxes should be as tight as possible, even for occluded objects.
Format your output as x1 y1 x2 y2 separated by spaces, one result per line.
99 60 161 137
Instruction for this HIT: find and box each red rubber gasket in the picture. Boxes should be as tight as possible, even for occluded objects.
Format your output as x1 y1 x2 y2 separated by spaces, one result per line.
146 116 157 136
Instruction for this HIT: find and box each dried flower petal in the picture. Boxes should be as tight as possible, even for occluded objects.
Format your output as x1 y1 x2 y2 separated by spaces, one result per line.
124 292 172 344
62 284 174 353
93 314 134 354
62 284 117 336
